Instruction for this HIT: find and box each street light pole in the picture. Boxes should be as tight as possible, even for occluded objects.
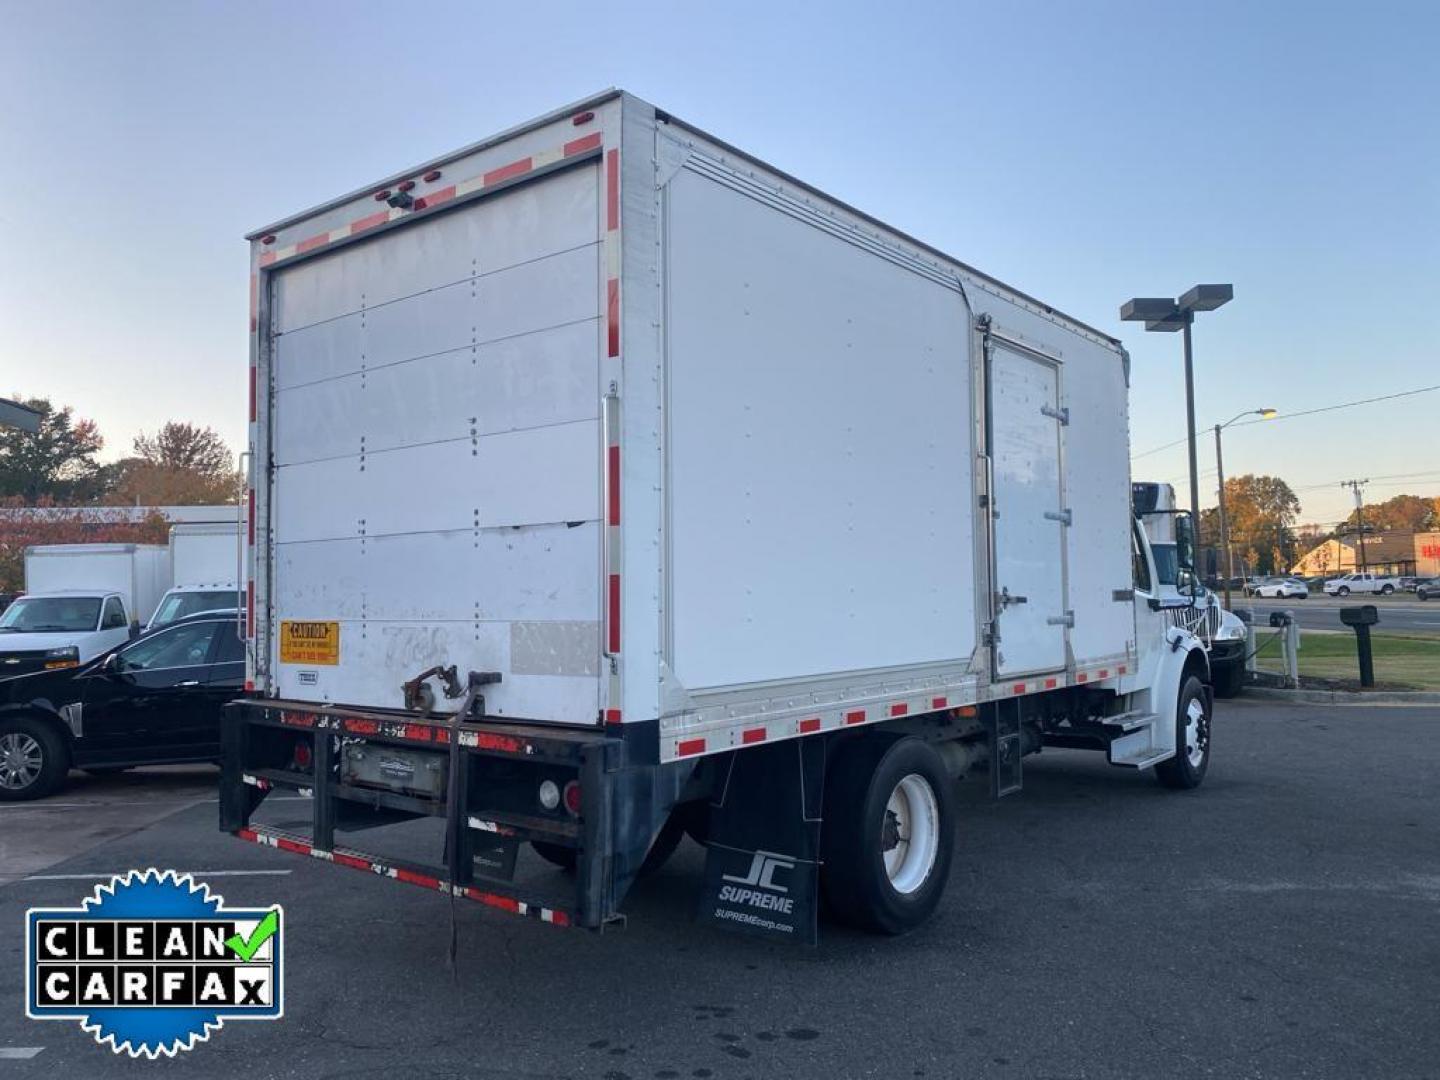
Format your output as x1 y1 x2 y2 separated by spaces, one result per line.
1119 285 1233 587
1181 315 1200 561
1214 407 1277 609
1215 422 1231 608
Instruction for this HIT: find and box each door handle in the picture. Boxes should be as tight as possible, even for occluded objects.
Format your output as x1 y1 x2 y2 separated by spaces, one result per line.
175 680 201 688
997 587 1029 609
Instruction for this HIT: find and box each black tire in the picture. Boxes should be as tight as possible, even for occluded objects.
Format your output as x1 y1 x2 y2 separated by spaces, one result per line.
820 735 954 935
0 716 70 801
1155 675 1211 790
531 809 686 877
1381 584 1395 595
1337 586 1350 596
1211 659 1245 699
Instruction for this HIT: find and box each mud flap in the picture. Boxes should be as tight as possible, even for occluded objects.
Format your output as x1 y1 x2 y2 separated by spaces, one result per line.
696 738 825 945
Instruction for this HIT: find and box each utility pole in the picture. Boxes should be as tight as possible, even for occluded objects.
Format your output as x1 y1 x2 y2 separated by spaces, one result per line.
1341 479 1370 573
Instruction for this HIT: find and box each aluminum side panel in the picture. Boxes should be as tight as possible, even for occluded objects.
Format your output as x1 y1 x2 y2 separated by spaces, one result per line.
663 167 977 691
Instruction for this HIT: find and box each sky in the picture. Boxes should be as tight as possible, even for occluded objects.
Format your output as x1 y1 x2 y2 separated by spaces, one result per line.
1 0 1435 525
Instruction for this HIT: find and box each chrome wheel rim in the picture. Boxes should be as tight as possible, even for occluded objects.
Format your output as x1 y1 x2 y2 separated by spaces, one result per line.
1184 698 1208 769
0 732 43 791
881 773 940 894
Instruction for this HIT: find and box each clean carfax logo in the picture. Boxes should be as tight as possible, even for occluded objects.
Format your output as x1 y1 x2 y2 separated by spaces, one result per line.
25 869 283 1058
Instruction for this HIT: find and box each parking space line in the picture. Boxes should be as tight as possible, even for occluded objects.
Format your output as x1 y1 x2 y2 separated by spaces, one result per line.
23 870 293 882
0 1048 44 1059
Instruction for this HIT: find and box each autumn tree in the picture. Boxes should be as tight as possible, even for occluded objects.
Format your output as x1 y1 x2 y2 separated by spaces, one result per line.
1344 493 1438 533
105 422 240 506
1215 474 1302 576
133 422 233 478
0 397 104 502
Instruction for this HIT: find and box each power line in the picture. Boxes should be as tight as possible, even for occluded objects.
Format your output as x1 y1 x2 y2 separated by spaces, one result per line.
1131 382 1440 460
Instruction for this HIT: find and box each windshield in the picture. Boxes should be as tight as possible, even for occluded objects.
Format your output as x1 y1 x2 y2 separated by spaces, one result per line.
0 596 102 633
150 590 238 627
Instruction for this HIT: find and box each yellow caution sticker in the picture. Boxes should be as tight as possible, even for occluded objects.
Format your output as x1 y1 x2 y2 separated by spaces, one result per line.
279 621 339 666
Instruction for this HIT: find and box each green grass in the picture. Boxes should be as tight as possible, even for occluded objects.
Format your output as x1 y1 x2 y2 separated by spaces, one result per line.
1253 630 1440 690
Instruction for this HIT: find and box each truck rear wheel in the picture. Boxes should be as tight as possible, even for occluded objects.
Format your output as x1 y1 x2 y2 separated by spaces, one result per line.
821 736 954 935
1155 675 1211 790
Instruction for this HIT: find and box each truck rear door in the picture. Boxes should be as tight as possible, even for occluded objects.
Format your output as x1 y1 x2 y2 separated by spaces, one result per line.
987 338 1068 679
265 163 603 723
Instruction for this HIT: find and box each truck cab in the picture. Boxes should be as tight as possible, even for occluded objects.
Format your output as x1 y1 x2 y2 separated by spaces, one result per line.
0 590 134 676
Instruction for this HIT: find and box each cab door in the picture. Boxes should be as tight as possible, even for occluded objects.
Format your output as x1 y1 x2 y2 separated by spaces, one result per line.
986 338 1068 678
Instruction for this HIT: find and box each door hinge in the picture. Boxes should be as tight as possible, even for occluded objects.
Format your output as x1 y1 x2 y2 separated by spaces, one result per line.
1040 404 1070 424
1046 611 1075 628
996 586 1028 609
1043 508 1073 525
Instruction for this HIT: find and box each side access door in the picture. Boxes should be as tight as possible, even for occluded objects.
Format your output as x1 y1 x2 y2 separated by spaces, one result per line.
985 335 1069 679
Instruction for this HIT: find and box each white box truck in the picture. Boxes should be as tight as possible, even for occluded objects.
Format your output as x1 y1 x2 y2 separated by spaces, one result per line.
0 544 170 676
148 521 242 628
222 91 1212 940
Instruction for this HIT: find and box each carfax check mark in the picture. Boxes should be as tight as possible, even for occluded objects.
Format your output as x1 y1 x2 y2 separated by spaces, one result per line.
225 910 279 961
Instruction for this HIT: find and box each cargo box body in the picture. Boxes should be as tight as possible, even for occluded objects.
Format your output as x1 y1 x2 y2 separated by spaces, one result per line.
245 92 1135 761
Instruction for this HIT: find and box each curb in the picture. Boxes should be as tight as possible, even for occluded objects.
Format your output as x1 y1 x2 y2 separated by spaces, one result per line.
1241 686 1440 707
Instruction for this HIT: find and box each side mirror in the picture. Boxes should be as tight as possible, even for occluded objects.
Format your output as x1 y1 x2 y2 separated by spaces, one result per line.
100 652 121 675
1174 511 1199 601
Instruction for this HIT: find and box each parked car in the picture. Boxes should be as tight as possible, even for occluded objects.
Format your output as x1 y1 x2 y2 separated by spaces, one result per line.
0 611 243 800
1417 579 1440 601
1252 577 1309 599
1241 577 1272 597
1398 576 1420 592
1323 572 1400 596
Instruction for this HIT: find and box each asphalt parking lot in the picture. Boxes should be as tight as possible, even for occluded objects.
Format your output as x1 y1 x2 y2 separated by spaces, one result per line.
1 699 1437 1079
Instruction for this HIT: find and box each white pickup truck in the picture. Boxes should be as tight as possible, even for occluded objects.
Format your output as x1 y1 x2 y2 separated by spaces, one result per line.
1323 572 1399 597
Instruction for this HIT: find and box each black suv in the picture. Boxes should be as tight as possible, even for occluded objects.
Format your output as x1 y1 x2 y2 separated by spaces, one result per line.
0 611 245 800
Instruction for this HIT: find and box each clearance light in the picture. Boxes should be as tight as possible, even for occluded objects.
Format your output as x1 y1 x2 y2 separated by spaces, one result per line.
422 170 442 183
572 111 594 126
373 189 391 202
396 179 415 193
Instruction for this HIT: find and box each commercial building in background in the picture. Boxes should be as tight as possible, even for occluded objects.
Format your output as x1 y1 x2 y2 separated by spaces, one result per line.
1416 532 1440 578
1291 529 1419 578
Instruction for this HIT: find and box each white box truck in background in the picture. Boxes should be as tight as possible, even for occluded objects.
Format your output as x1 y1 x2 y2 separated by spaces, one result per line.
148 521 242 629
0 544 170 676
1133 481 1248 696
222 91 1212 940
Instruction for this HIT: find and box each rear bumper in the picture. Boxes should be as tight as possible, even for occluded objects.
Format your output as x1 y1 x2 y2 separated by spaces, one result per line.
219 698 647 930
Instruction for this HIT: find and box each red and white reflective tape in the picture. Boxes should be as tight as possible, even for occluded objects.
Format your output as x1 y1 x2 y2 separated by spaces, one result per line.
235 827 571 926
600 138 624 727
664 657 1134 761
256 132 604 269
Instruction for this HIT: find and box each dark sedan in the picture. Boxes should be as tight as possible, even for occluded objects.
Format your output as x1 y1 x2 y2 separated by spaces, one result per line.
0 611 245 800
1418 579 1440 601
